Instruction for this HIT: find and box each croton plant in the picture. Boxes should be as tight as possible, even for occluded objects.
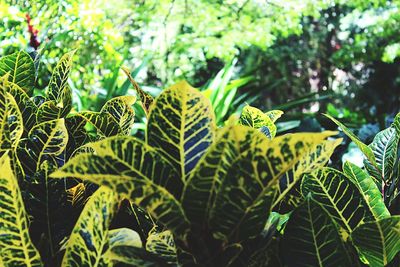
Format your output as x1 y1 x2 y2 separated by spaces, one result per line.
0 50 399 267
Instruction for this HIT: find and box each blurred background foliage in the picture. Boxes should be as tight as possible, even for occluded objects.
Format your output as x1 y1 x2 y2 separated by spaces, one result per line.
1 0 400 142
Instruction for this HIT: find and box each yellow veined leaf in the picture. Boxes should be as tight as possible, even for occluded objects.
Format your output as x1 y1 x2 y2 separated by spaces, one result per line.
351 216 400 266
1 80 38 132
282 197 352 267
76 111 121 138
273 136 342 211
100 96 136 135
66 182 86 206
61 186 118 267
47 50 75 103
265 110 284 123
343 161 390 220
121 66 153 115
17 119 68 176
146 229 177 265
36 86 72 122
302 168 376 234
208 131 337 242
50 136 190 237
0 50 35 93
147 81 216 181
0 152 43 267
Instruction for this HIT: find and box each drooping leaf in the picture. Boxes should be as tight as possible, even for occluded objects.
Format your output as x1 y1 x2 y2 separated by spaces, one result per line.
61 186 118 267
282 197 352 267
343 161 390 220
0 51 35 93
50 136 190 237
273 136 341 211
121 66 153 115
0 153 43 267
302 168 374 234
364 127 399 182
351 216 400 267
209 132 333 242
325 114 379 175
17 119 68 176
100 96 136 135
147 81 215 180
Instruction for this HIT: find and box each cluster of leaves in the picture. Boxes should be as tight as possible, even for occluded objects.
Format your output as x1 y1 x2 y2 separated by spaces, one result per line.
1 49 400 267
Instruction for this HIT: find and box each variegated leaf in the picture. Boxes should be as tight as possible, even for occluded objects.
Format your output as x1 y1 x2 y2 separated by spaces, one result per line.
17 119 68 176
0 51 35 93
209 132 333 242
121 66 153 115
146 230 177 265
51 136 190 237
273 136 341 211
76 111 121 138
351 216 400 266
37 86 72 122
47 51 75 102
282 197 351 267
343 161 390 220
100 96 136 135
0 153 43 267
61 186 118 267
239 105 282 139
147 81 215 180
302 168 374 234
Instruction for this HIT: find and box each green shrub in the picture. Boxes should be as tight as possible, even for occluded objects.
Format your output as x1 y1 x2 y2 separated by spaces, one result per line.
0 50 400 267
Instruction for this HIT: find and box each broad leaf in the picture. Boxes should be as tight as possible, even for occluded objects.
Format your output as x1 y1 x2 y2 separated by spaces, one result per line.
61 186 118 267
273 136 341 211
343 161 390 220
76 111 121 138
364 127 399 182
51 136 190 237
282 197 351 267
147 81 215 180
47 50 75 102
146 230 177 265
209 132 333 242
17 119 68 176
0 153 43 267
100 96 136 135
302 168 374 234
0 51 35 93
351 216 400 266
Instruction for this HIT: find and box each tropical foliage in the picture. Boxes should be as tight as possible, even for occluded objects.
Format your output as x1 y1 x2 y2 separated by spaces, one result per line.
1 50 399 266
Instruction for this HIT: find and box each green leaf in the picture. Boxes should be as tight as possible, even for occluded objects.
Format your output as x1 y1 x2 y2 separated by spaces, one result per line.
100 96 136 135
147 81 215 180
209 132 334 242
302 168 374 234
107 246 172 267
364 127 399 182
351 216 400 266
282 197 351 267
273 136 341 211
324 114 379 174
65 115 89 158
121 66 153 115
50 136 190 237
343 161 390 220
61 186 118 267
17 119 68 176
0 153 43 267
0 51 35 93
